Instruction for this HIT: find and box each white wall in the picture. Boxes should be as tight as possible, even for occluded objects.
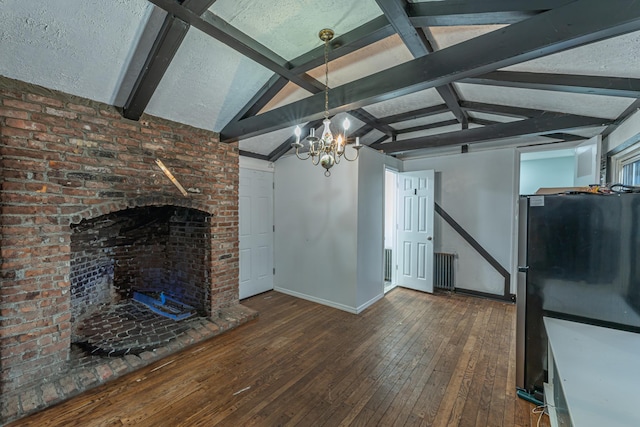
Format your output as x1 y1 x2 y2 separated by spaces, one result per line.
274 152 359 311
239 156 274 173
574 135 601 187
520 156 575 195
356 148 388 310
605 109 640 153
605 109 640 182
273 147 400 313
403 149 518 295
384 170 397 249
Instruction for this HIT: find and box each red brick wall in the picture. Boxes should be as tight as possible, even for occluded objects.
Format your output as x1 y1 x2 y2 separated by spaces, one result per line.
0 77 239 394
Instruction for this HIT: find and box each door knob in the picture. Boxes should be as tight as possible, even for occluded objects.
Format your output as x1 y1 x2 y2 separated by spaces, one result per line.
427 236 433 241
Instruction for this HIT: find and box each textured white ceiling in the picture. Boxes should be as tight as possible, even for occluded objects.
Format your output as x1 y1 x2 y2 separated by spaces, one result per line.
1 0 636 159
457 83 634 120
396 134 569 160
429 25 507 50
261 34 413 113
305 34 413 88
360 129 386 146
146 27 274 132
395 123 475 141
363 87 444 118
467 112 522 123
259 82 313 115
0 0 153 105
503 30 640 78
239 124 301 156
393 112 457 130
211 0 383 60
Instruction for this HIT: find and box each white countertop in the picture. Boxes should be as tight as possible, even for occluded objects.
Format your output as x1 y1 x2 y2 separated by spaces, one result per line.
544 317 640 427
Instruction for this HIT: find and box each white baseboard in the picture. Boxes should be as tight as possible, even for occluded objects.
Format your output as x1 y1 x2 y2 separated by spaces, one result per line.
274 287 358 314
273 287 384 314
355 293 384 314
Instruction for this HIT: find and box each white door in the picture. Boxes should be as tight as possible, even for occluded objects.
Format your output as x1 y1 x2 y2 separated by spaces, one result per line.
396 170 435 293
239 168 274 299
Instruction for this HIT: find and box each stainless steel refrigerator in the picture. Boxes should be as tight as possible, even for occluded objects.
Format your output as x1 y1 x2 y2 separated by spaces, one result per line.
516 193 640 394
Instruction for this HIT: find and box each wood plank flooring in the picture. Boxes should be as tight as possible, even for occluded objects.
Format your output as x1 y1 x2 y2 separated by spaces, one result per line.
10 288 550 426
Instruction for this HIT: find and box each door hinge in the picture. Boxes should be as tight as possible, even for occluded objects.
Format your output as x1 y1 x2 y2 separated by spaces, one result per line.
414 188 417 195
273 268 276 275
273 225 275 232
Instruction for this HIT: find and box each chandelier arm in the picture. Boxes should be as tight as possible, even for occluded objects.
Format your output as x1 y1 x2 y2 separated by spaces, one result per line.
311 154 321 166
342 146 361 162
295 149 311 160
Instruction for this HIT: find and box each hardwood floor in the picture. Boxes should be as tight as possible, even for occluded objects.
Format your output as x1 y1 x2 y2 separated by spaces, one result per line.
10 288 549 426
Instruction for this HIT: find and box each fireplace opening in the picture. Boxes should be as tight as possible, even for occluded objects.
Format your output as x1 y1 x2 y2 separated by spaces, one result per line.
69 206 212 356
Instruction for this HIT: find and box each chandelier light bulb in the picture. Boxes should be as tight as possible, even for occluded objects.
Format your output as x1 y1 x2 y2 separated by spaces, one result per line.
343 118 350 131
322 118 333 143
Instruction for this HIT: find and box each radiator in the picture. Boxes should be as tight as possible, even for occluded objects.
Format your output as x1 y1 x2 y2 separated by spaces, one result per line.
434 252 455 290
384 249 392 282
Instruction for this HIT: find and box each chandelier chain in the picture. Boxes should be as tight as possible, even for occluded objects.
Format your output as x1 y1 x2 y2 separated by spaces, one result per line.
324 37 329 121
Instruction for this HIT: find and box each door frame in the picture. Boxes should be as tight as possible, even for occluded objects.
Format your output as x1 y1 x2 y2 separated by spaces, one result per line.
383 166 399 293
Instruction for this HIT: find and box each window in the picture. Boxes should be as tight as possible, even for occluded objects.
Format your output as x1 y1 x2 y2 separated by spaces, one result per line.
621 159 640 185
612 141 640 185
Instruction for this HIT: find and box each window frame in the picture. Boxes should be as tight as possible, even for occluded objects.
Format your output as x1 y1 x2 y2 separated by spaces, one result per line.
611 142 640 185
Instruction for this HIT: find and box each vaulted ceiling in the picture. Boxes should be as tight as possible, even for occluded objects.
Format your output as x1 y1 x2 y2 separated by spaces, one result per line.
3 0 640 161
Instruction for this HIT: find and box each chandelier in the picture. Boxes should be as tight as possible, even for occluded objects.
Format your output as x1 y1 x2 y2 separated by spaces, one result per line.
291 28 362 177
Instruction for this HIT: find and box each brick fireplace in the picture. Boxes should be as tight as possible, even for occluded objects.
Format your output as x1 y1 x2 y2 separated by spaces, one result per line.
0 77 254 423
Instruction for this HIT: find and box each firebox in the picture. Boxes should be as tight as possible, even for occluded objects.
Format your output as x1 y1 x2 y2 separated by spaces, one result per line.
69 206 211 355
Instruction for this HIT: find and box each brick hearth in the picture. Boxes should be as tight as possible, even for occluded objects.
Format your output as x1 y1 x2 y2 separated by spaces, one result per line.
0 76 253 424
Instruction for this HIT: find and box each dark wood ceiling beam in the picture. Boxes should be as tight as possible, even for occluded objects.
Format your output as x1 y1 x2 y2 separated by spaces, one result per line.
463 71 640 98
603 98 640 139
347 109 397 137
409 11 538 26
122 0 218 121
462 101 546 118
372 114 610 154
221 0 640 142
370 134 391 147
396 119 460 134
468 117 504 126
379 104 450 124
289 16 395 74
228 17 396 132
543 133 588 142
374 0 468 125
146 0 324 94
406 0 574 26
239 150 270 161
181 0 218 15
227 75 289 126
469 118 588 142
123 15 189 120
